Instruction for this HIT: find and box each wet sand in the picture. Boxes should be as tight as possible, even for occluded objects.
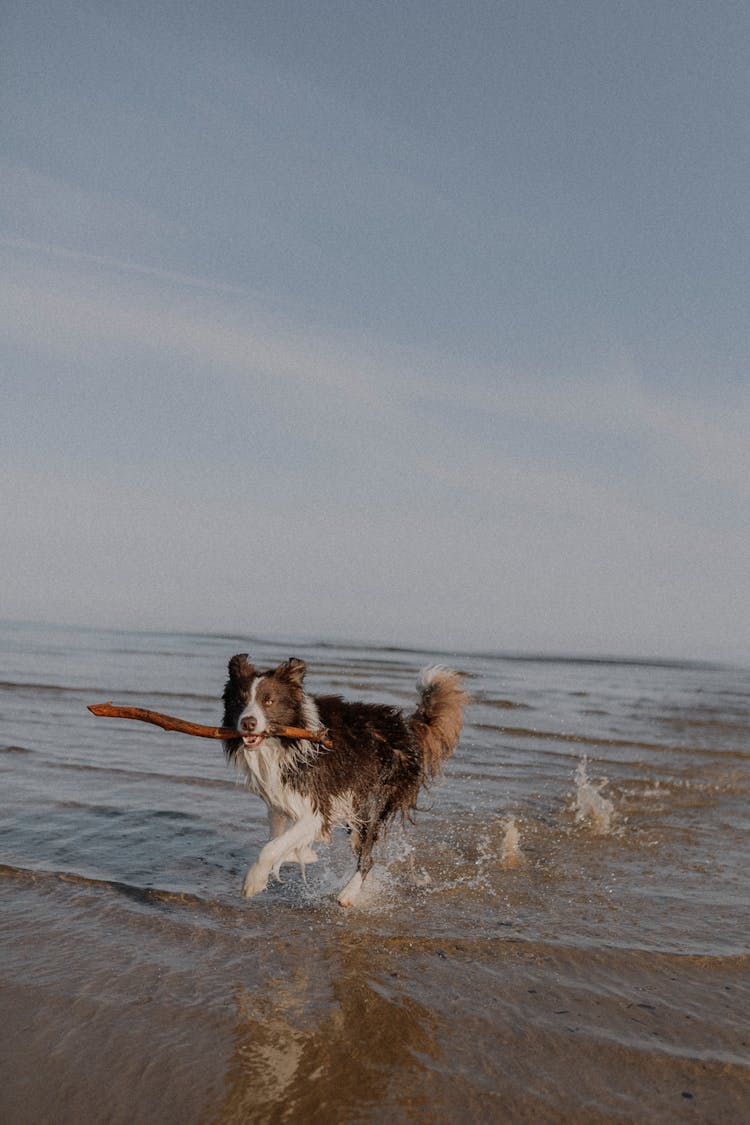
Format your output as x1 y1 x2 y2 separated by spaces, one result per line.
2 868 748 1124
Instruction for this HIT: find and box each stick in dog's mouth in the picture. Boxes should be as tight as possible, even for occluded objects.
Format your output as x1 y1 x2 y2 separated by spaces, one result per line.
87 703 334 748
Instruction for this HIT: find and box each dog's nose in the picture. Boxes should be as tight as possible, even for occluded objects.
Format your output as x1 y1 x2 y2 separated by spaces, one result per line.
240 715 257 733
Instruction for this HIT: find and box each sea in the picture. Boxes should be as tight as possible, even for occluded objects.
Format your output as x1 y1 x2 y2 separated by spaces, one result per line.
1 620 748 1124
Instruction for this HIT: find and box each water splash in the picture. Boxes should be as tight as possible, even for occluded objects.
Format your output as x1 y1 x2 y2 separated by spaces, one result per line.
500 817 524 868
573 757 615 834
406 853 433 887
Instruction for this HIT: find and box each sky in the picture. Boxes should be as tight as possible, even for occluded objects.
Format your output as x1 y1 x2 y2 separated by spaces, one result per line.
2 1 748 664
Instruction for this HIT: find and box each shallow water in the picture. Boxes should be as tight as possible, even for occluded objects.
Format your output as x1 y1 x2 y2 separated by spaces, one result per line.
1 621 749 1123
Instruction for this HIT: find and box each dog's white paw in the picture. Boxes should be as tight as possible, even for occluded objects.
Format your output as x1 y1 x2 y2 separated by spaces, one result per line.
337 871 363 907
242 865 268 898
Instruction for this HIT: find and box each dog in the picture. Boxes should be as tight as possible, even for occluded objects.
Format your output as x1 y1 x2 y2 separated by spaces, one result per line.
221 655 467 906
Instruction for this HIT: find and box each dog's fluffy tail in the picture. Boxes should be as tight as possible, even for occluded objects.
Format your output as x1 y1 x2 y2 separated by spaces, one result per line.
410 666 468 780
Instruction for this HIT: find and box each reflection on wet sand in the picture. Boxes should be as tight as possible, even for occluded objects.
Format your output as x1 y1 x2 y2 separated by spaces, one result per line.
214 934 442 1124
215 929 750 1124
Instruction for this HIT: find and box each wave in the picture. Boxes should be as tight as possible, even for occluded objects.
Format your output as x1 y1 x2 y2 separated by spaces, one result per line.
478 698 531 711
36 758 237 788
297 634 731 671
0 680 217 703
0 860 221 911
473 722 750 760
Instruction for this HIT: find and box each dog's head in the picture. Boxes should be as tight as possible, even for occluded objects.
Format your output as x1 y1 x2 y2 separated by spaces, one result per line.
222 655 307 751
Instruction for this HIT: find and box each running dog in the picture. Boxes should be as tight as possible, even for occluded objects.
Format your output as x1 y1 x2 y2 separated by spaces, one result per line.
222 656 467 906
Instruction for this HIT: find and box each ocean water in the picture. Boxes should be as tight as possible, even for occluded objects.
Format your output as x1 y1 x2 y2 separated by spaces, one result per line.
1 621 749 1124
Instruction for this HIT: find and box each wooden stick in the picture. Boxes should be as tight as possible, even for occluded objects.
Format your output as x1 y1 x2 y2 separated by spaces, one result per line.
87 702 333 747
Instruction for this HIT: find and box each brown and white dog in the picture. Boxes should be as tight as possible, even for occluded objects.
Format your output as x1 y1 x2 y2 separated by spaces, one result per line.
222 656 467 906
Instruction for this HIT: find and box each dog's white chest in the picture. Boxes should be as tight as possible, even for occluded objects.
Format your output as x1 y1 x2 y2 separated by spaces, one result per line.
241 739 310 819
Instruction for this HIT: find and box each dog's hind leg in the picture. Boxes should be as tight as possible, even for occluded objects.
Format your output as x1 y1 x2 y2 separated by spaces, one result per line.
243 812 321 898
337 869 363 907
337 817 380 907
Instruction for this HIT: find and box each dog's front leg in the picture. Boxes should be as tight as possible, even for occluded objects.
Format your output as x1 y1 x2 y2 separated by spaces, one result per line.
242 813 321 898
266 809 317 880
267 809 290 882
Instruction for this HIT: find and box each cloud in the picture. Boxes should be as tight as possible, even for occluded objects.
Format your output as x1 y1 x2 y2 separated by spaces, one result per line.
4 234 748 523
1 238 378 398
0 161 177 262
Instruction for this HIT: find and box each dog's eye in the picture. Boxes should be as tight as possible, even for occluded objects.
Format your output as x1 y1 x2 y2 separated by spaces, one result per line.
262 696 273 707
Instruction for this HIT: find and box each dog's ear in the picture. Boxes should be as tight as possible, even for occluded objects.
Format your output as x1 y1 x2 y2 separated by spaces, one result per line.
228 653 254 681
277 657 306 687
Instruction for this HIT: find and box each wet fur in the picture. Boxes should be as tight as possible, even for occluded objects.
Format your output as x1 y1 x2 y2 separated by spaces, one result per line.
222 656 467 906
